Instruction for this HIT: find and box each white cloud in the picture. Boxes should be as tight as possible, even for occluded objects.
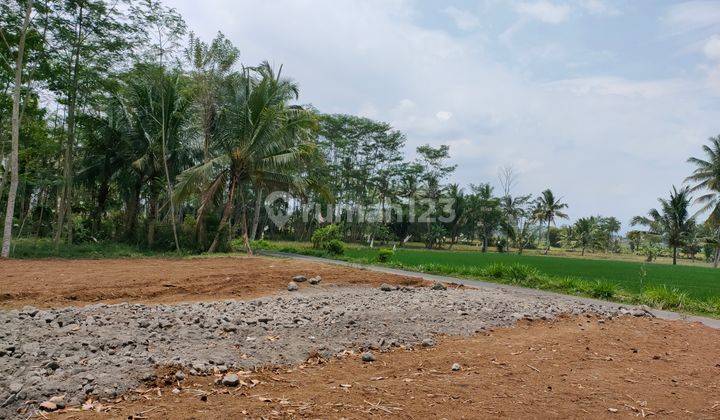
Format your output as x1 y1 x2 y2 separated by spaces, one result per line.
515 1 571 24
578 0 620 16
663 1 720 33
704 35 720 61
436 111 453 121
443 6 481 31
164 0 720 226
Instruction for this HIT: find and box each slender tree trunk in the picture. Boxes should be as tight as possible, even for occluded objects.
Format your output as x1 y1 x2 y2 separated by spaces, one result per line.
124 177 142 242
672 246 677 266
208 177 236 253
147 196 157 248
544 217 551 255
54 5 83 247
159 77 181 253
250 187 263 241
1 0 32 258
240 191 252 255
714 246 720 268
92 175 110 236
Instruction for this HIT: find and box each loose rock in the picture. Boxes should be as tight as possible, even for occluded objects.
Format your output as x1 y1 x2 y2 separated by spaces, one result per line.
379 283 395 292
422 338 435 347
221 373 239 387
309 276 322 285
39 401 58 412
174 370 186 381
431 282 447 291
287 281 299 291
292 275 307 283
362 352 376 362
451 363 461 371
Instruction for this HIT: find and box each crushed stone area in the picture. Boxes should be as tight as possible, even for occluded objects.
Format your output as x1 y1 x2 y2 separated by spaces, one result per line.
0 284 646 418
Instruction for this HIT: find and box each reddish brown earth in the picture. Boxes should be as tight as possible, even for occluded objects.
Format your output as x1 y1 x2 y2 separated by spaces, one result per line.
53 316 720 419
0 256 425 309
3 257 719 418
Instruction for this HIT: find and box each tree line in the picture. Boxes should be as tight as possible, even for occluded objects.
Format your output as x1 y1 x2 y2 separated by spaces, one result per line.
2 0 720 266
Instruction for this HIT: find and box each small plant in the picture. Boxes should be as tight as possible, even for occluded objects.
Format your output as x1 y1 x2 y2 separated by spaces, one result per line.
311 224 343 249
589 280 617 299
641 285 689 309
506 263 540 283
250 239 273 250
325 239 345 255
480 262 508 279
377 248 394 262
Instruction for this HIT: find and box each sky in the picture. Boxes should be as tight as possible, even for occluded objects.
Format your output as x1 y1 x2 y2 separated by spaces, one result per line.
163 0 720 230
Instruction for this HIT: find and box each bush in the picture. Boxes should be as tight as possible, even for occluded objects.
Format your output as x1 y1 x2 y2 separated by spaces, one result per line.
311 224 343 249
506 263 540 283
325 239 345 255
377 248 394 262
589 280 617 299
641 285 689 309
480 263 508 279
250 239 273 250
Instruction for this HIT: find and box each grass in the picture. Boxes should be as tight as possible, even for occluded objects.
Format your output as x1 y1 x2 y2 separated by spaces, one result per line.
255 240 720 318
8 238 185 259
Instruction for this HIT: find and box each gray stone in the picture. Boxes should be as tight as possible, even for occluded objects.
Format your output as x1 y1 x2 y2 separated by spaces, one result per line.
287 282 299 291
451 363 461 371
221 373 239 387
431 282 447 291
379 283 395 292
174 370 186 381
421 338 435 347
309 276 322 285
292 275 307 283
361 352 376 362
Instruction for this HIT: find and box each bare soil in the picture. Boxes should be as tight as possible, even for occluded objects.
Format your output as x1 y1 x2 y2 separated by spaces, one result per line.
0 256 424 309
54 316 720 419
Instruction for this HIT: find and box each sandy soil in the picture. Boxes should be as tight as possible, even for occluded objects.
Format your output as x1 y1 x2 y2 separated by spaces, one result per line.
52 316 720 419
0 256 424 309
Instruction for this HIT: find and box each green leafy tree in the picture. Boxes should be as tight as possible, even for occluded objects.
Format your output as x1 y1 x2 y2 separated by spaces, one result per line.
631 186 695 265
175 63 317 253
686 135 720 267
536 189 568 254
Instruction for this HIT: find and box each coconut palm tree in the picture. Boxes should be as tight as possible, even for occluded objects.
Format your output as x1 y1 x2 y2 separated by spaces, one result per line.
631 186 695 265
175 62 317 253
122 65 193 251
573 216 599 256
686 135 720 266
536 189 568 254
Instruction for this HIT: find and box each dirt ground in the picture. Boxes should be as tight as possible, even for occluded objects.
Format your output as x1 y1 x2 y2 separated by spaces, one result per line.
0 256 424 309
50 316 720 419
3 256 719 418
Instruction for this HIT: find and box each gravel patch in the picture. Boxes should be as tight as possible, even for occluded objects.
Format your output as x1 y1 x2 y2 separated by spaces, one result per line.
0 285 645 418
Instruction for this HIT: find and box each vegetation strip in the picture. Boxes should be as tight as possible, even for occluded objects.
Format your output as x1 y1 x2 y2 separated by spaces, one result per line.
256 242 720 318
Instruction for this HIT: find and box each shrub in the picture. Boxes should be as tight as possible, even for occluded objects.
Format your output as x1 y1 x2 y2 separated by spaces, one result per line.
506 263 540 283
589 280 617 299
480 262 508 279
325 239 345 255
377 248 394 262
250 239 273 250
311 224 343 249
641 285 689 309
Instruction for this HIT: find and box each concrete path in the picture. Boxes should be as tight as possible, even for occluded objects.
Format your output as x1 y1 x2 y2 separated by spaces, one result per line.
262 251 720 330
